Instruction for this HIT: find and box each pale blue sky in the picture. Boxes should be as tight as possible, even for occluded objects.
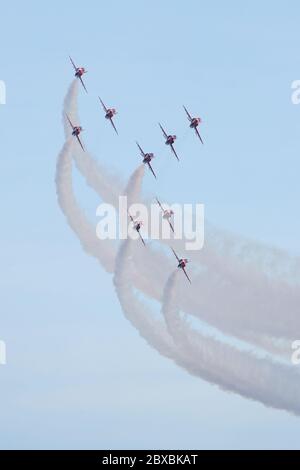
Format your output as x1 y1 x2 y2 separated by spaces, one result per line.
1 0 300 449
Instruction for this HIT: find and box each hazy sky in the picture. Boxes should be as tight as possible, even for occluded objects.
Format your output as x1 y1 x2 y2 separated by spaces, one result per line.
1 0 300 449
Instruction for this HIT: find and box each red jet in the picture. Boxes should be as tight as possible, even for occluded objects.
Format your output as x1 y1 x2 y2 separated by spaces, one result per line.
156 198 174 233
136 142 157 179
159 123 179 161
172 248 191 284
69 56 88 93
128 213 146 246
183 106 203 144
66 115 85 151
99 97 118 135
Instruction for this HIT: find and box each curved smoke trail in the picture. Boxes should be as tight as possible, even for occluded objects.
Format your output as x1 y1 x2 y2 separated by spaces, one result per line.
55 137 115 273
62 80 300 350
162 271 300 415
56 81 300 414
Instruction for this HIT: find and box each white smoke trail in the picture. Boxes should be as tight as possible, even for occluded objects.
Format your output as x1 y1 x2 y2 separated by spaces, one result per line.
112 171 213 374
63 80 300 353
111 164 300 414
162 271 300 415
113 237 225 380
113 163 177 356
56 81 300 414
113 238 175 358
63 80 121 208
124 165 145 206
111 156 300 415
62 80 300 347
55 138 115 273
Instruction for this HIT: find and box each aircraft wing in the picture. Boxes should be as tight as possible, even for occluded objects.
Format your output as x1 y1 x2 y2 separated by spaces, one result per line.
159 123 168 139
155 197 164 212
69 56 77 71
183 105 192 121
170 144 180 161
171 247 180 262
128 212 134 223
195 127 204 144
76 135 85 152
182 267 192 284
147 162 157 179
109 117 118 135
79 76 88 93
168 221 175 233
99 97 108 112
136 141 145 157
138 231 146 247
66 114 74 130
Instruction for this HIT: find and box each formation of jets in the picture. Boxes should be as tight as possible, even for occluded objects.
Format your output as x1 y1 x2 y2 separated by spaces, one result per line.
69 57 203 152
68 57 201 283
